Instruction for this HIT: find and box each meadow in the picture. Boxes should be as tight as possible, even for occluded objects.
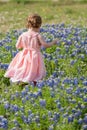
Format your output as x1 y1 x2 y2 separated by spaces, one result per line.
0 1 87 130
0 0 87 33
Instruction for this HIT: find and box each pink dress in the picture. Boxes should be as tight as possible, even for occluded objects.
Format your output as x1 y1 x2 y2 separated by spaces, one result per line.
4 30 46 83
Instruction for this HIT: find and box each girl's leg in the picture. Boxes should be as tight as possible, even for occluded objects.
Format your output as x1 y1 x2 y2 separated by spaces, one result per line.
33 81 37 86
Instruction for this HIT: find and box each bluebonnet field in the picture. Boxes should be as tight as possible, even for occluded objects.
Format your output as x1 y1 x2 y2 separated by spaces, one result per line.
0 23 87 130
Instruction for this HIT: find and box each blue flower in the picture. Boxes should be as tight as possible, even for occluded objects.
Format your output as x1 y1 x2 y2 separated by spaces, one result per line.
57 102 61 109
48 125 54 130
39 99 46 107
4 102 10 109
68 115 74 123
35 116 40 123
0 63 9 70
83 125 87 130
83 81 87 86
78 118 83 124
83 116 87 124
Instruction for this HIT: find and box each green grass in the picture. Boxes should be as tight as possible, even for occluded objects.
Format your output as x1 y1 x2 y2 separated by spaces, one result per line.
0 1 87 33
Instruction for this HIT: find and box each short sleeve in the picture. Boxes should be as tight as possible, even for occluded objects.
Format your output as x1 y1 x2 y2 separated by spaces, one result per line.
16 35 23 49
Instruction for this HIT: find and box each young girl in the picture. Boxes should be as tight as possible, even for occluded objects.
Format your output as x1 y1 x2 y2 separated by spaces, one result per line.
4 14 57 86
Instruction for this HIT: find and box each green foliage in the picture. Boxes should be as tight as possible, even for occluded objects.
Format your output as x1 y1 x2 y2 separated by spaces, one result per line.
0 104 5 115
0 69 10 86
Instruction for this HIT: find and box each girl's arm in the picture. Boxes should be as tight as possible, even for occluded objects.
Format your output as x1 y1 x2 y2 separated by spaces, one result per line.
16 35 23 49
38 34 57 48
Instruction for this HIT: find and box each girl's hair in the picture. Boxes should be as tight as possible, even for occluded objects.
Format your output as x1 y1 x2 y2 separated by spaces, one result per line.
26 14 42 28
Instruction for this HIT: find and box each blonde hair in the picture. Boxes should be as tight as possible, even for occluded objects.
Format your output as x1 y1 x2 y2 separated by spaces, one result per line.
26 14 42 28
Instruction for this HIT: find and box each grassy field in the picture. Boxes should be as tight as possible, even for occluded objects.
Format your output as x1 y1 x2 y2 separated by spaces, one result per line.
0 1 87 33
0 23 87 129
